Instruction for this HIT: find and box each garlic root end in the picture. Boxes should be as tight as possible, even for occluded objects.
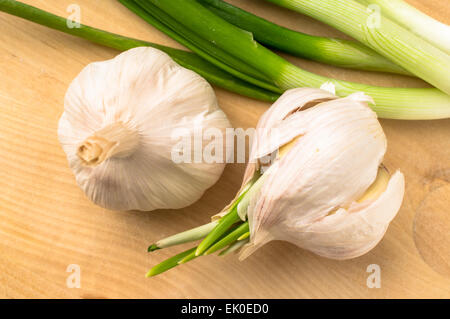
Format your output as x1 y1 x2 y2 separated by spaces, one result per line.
77 122 139 167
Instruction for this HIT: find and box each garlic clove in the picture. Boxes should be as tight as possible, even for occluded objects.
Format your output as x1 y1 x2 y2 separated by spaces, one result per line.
356 165 390 204
325 165 390 217
281 170 405 260
239 168 404 261
250 88 337 162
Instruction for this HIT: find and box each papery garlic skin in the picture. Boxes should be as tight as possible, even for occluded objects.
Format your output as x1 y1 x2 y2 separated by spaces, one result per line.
58 47 231 211
235 87 404 260
286 171 404 259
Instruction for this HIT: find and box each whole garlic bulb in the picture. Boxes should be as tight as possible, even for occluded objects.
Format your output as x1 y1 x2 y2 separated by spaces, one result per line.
231 87 405 260
58 47 231 211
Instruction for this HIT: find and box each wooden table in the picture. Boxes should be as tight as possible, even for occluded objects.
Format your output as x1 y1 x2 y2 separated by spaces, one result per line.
0 0 449 298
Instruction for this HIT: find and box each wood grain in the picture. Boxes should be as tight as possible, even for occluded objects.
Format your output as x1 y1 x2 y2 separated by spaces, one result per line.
0 0 449 298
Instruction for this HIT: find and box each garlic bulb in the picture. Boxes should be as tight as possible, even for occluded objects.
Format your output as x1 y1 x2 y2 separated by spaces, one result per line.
58 47 231 211
144 85 406 277
233 87 405 260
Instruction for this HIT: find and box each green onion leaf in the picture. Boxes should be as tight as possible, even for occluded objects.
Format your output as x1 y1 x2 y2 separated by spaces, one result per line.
199 0 410 75
121 0 282 93
0 0 279 102
140 0 450 119
359 0 450 55
264 0 450 95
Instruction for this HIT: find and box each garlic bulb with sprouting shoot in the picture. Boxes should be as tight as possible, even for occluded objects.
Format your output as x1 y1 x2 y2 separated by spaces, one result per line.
145 85 405 277
58 47 231 211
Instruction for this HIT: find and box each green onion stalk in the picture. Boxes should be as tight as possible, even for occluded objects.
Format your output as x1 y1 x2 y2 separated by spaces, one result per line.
122 0 450 120
264 0 450 96
119 0 282 94
0 0 279 102
358 0 450 55
198 0 410 75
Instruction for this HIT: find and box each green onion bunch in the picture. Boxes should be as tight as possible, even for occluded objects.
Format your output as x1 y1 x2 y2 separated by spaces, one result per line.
119 0 450 119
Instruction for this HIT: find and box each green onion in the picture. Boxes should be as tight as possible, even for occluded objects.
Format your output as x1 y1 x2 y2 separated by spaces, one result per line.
0 0 279 102
359 0 450 55
132 0 450 120
264 0 450 96
121 0 282 93
199 0 409 75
